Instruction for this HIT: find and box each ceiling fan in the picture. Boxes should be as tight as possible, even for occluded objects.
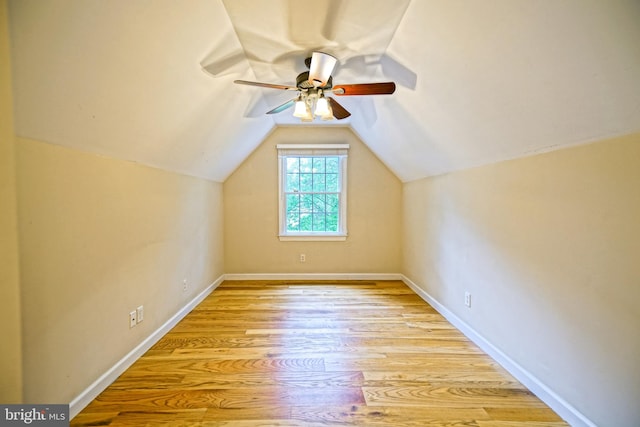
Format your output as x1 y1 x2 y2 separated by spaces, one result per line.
234 51 396 121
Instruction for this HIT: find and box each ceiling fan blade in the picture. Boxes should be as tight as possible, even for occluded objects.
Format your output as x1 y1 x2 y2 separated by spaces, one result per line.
332 82 396 96
266 99 296 115
328 97 351 120
234 80 298 91
308 52 337 88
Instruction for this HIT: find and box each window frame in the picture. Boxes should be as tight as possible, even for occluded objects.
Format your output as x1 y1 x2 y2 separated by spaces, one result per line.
277 144 349 241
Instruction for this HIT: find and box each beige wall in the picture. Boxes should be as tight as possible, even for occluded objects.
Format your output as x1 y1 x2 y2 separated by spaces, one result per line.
16 138 224 404
0 0 23 403
402 133 640 427
224 127 402 274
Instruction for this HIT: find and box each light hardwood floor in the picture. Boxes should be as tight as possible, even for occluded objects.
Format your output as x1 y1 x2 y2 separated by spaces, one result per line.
72 280 568 426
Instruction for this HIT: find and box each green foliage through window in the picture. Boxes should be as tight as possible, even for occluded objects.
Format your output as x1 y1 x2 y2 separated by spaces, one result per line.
284 156 340 233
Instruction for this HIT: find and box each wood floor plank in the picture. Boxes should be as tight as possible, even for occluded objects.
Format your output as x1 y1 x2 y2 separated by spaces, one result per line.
71 280 568 426
363 371 522 388
174 371 365 390
484 407 566 422
87 387 365 412
123 357 326 376
324 355 503 374
202 406 292 422
363 385 547 408
290 405 491 426
70 411 119 427
102 409 207 427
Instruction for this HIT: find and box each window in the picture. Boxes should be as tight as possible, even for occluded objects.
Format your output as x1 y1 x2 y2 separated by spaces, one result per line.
277 144 349 241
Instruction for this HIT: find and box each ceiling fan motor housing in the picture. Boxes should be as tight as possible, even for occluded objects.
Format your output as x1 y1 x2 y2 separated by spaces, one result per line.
296 71 332 90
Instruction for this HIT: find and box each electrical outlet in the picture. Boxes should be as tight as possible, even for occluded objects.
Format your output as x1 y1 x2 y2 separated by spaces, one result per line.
464 292 471 308
129 310 137 328
136 305 144 323
300 253 306 262
183 279 188 292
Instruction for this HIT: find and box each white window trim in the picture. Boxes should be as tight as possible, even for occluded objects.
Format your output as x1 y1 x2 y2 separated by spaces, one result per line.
277 144 349 241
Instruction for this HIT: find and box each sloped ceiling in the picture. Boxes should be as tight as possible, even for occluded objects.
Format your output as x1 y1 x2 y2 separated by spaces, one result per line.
8 0 640 182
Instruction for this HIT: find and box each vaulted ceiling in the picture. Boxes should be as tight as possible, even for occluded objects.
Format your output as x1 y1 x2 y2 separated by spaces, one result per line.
8 0 640 182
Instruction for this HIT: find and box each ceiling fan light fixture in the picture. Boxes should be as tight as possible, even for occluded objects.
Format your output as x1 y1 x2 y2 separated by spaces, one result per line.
293 96 313 121
321 109 334 120
314 96 331 118
293 97 307 118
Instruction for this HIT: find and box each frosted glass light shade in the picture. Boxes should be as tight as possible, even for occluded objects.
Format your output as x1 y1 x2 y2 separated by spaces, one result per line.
293 99 307 117
315 97 331 117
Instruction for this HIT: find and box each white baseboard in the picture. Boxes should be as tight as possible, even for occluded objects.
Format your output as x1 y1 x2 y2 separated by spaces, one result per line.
223 273 403 281
401 275 596 427
69 275 225 419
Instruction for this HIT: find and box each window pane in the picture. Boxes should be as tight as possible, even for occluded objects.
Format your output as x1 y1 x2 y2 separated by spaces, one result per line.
300 194 313 212
326 194 339 212
300 173 313 192
326 157 339 173
286 173 299 192
299 213 312 231
286 194 299 213
312 194 325 212
312 173 325 192
300 157 312 173
312 157 324 173
286 157 299 173
313 213 326 231
326 173 338 192
286 211 300 231
326 213 338 232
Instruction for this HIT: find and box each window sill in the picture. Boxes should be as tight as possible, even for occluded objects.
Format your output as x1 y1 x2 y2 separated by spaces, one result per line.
279 234 347 242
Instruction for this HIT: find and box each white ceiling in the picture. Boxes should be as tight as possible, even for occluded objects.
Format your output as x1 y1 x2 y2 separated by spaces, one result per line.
8 0 640 182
